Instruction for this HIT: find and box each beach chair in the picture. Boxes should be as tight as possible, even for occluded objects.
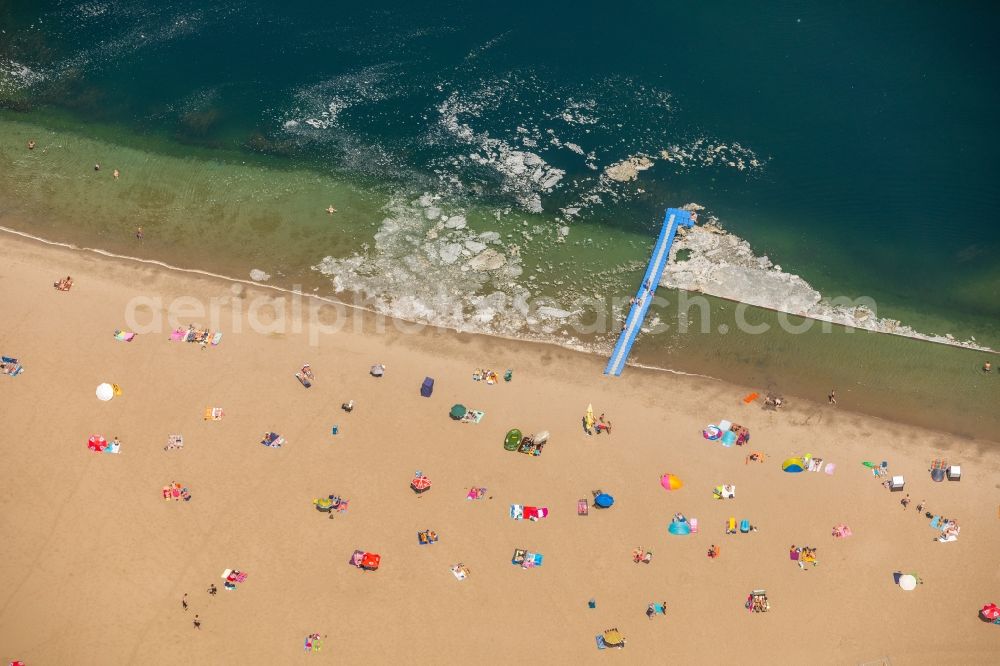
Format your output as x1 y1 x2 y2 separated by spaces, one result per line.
577 499 589 516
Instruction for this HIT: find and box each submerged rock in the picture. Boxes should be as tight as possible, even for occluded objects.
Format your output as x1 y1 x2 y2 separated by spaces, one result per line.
467 248 506 272
604 155 655 182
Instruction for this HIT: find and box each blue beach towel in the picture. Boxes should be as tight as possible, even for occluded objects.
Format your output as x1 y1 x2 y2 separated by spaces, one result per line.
595 635 606 650
930 515 941 529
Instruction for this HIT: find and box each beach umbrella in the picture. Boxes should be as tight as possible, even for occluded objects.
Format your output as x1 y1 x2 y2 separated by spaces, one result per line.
314 497 334 512
411 474 432 493
96 383 114 401
449 404 467 420
594 493 614 508
781 458 805 473
87 435 107 452
660 473 683 491
980 603 1000 621
898 574 917 591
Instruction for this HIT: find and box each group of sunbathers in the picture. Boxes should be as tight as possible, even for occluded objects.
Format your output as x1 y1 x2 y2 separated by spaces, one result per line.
632 547 653 564
747 592 770 613
790 545 818 569
53 276 73 291
162 482 192 502
1 358 22 376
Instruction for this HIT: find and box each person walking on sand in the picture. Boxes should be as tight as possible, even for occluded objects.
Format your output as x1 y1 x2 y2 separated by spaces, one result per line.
916 500 925 513
182 593 188 611
901 495 910 509
828 389 836 405
193 615 201 629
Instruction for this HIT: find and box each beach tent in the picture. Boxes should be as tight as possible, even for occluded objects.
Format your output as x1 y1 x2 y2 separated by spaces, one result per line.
449 404 467 420
668 520 691 536
96 383 114 401
660 474 683 491
594 493 614 509
87 435 108 452
890 475 905 491
782 458 805 473
420 377 434 397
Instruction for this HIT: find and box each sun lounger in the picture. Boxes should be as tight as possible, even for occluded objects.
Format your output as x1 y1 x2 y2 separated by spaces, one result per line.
578 499 589 516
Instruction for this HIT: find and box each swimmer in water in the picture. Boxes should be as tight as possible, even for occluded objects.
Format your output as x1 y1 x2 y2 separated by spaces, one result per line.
984 361 992 373
27 140 36 150
113 169 120 180
326 205 337 214
94 164 100 171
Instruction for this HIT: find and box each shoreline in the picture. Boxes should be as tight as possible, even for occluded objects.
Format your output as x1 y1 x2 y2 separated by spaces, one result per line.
2 224 994 444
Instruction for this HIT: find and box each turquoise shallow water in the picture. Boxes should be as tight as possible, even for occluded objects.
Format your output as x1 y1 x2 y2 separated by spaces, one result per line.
1 1 998 434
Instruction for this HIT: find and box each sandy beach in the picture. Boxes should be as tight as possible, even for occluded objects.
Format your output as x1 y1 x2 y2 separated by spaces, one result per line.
1 232 998 665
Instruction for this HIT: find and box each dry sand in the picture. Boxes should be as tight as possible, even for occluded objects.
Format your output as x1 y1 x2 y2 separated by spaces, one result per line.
0 233 998 665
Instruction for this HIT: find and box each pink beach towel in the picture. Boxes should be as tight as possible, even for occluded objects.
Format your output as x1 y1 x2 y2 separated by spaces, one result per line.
690 518 699 533
170 329 185 341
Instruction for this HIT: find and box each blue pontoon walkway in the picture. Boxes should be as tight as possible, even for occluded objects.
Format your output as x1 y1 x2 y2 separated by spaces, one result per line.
604 208 694 376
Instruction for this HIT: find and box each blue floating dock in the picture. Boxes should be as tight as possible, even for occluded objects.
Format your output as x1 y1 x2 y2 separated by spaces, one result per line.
604 208 694 376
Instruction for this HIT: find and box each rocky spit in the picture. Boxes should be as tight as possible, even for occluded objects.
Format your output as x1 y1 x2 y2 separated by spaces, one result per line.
661 209 993 353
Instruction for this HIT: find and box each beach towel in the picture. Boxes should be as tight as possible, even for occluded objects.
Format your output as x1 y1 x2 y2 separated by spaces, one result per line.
824 463 836 475
690 517 698 533
742 392 759 404
212 331 223 346
510 504 524 520
204 407 224 421
450 564 469 580
653 602 666 615
169 329 185 341
808 458 824 472
466 487 487 500
577 499 589 516
164 434 184 451
512 549 527 565
113 330 136 342
524 506 548 521
596 635 607 650
930 515 942 529
334 499 349 513
261 432 284 448
460 409 485 424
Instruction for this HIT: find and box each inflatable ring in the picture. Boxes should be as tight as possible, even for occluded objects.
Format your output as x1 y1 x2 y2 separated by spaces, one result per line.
703 425 722 441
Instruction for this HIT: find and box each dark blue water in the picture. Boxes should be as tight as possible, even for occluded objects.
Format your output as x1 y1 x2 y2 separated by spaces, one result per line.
2 0 999 342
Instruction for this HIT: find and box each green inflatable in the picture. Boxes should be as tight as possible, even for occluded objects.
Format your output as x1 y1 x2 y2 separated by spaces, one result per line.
505 429 522 451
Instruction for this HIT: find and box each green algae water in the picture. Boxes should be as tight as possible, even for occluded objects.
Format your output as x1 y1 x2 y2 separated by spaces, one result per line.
1 2 998 435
